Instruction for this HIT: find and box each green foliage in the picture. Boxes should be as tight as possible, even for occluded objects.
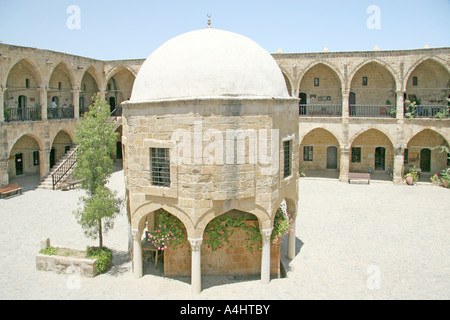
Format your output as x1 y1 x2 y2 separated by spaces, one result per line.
86 246 113 274
39 246 58 256
74 186 122 246
73 94 122 248
148 207 294 255
73 95 118 197
147 209 189 250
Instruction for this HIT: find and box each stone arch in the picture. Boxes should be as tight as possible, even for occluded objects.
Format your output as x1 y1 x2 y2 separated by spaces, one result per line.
300 127 342 171
297 61 344 94
131 202 195 238
349 127 394 147
49 61 75 89
7 134 43 179
349 59 400 91
196 204 272 238
281 70 293 97
8 133 44 157
349 128 395 173
404 57 450 105
406 129 449 174
404 56 450 91
299 127 342 149
5 58 42 87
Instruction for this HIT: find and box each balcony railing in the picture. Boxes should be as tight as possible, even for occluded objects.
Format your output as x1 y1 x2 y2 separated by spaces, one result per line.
47 107 74 120
299 104 342 117
406 105 449 118
350 105 393 118
5 107 42 122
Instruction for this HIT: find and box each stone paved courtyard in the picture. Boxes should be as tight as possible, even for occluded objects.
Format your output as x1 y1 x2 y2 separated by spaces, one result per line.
0 168 449 300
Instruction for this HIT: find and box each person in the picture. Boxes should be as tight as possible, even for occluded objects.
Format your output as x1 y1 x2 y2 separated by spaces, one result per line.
51 100 57 118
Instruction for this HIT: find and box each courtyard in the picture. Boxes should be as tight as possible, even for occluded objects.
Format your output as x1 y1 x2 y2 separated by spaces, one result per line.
0 167 448 300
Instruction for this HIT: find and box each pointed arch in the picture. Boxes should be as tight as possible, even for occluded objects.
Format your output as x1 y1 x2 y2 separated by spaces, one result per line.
6 58 42 88
349 59 399 91
298 61 344 92
49 61 75 89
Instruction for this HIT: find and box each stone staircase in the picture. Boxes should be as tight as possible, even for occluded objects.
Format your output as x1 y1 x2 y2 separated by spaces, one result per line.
38 146 78 190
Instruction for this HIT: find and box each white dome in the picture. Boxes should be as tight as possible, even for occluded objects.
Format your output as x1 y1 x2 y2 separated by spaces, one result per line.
130 28 289 102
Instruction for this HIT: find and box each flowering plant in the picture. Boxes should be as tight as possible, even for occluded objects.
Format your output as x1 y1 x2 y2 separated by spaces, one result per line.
147 209 187 251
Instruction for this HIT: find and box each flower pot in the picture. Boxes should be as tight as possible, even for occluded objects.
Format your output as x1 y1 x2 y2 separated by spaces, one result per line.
405 176 414 185
443 180 448 188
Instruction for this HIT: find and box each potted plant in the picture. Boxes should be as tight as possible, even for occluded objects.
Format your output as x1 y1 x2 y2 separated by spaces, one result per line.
440 168 449 188
430 173 440 186
404 169 419 185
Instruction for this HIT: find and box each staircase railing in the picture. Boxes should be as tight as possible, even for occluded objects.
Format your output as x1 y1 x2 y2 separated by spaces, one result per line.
49 106 121 190
51 147 78 190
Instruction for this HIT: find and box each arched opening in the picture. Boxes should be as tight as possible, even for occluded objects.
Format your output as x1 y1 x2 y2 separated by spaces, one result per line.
298 63 342 117
350 129 393 180
405 59 450 118
80 67 99 116
50 130 74 170
142 208 189 277
349 62 396 117
5 59 41 122
8 135 42 187
406 129 449 180
300 128 340 179
48 63 74 119
106 67 135 116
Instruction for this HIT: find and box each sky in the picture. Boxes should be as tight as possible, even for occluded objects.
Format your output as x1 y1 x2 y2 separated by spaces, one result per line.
0 0 449 60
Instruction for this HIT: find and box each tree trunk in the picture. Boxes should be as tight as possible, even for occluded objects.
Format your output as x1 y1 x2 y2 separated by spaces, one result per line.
98 218 103 249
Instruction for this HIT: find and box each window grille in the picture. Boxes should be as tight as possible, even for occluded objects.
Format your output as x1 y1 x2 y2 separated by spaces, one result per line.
303 146 313 162
151 148 170 187
351 147 361 163
284 140 292 178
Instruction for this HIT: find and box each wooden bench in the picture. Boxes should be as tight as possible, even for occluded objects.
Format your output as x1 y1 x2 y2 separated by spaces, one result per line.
67 179 82 189
348 172 371 184
0 183 23 199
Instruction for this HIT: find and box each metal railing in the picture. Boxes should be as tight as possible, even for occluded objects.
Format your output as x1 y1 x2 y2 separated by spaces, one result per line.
47 107 74 120
49 107 120 189
407 105 449 118
299 104 342 117
51 147 78 190
350 105 393 118
5 107 42 122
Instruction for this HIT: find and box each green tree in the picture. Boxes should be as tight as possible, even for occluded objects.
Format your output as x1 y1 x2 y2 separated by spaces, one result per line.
73 95 122 249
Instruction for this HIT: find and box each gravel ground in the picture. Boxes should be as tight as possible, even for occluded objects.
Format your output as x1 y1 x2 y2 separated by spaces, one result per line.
0 169 449 300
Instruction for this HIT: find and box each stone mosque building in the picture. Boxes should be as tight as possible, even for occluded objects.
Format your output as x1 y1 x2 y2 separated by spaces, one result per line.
0 23 449 292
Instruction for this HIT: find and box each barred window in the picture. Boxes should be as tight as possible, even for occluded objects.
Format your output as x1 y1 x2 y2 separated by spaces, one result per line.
151 148 170 187
283 140 292 178
351 147 361 163
303 146 313 162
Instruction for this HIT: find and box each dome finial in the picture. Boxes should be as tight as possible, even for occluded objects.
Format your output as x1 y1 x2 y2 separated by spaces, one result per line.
207 14 212 28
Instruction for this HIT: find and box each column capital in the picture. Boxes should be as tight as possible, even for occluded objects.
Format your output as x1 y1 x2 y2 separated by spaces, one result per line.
188 238 203 252
261 228 273 243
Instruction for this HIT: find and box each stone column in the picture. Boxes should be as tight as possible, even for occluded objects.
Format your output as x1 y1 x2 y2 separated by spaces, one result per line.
39 148 50 180
396 90 405 119
72 89 80 119
393 147 405 185
287 215 296 260
0 87 5 123
0 157 8 187
339 148 350 182
189 238 203 294
342 90 350 119
132 229 143 278
261 228 272 285
39 87 48 120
